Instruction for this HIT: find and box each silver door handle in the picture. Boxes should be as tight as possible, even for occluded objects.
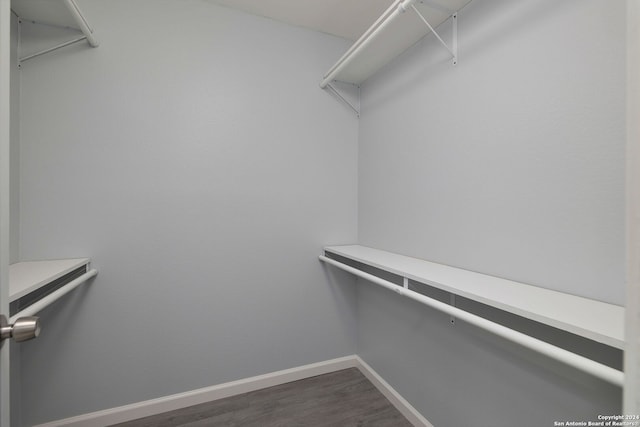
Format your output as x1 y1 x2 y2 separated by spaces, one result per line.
0 315 41 343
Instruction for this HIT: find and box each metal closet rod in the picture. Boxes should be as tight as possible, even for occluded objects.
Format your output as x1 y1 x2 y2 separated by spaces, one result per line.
10 269 98 323
63 0 99 47
319 255 624 387
320 0 418 89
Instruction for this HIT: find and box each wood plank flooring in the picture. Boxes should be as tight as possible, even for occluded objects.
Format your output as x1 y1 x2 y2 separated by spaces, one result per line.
109 368 413 427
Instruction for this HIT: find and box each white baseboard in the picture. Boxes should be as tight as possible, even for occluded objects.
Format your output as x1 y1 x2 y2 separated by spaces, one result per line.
34 355 432 427
355 356 434 427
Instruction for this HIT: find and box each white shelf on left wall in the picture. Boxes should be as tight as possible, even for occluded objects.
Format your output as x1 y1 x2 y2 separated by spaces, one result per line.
11 0 98 63
9 258 97 321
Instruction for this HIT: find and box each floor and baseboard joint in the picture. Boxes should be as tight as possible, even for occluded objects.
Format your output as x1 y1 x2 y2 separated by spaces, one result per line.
33 355 432 427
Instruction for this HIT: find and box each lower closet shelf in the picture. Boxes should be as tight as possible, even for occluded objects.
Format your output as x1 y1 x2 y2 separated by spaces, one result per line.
9 258 97 320
321 245 624 350
320 245 625 386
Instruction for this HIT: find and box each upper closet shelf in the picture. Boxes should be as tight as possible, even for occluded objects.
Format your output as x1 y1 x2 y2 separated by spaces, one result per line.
320 0 471 88
323 245 624 350
12 0 98 63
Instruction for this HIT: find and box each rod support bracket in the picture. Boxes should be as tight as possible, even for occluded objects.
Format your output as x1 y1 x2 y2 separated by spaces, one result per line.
324 82 361 118
410 5 458 66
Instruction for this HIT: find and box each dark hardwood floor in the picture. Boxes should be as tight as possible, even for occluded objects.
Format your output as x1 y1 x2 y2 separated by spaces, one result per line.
109 368 413 427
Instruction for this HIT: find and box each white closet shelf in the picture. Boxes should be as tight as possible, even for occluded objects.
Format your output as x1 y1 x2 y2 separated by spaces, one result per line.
12 0 98 62
321 0 471 87
323 245 624 350
9 258 97 320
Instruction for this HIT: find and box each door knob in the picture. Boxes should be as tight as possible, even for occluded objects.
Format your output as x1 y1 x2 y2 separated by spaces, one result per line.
0 315 41 343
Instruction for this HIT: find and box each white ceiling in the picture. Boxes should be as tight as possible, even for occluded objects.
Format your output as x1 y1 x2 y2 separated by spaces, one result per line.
205 0 396 41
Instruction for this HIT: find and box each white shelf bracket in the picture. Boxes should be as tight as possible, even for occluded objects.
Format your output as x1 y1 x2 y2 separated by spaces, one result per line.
14 0 98 65
411 5 458 66
325 83 360 118
19 36 88 64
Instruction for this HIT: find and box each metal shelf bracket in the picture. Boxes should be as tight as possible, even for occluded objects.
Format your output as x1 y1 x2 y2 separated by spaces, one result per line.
411 4 458 65
325 83 361 118
19 34 88 65
13 0 98 66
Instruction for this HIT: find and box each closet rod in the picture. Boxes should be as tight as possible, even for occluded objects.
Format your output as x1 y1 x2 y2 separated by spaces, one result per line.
10 269 97 323
63 0 99 48
320 0 417 89
319 255 624 387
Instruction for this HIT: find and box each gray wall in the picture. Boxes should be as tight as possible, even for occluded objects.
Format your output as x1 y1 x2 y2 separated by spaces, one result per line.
16 1 358 424
360 0 624 305
357 0 624 426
